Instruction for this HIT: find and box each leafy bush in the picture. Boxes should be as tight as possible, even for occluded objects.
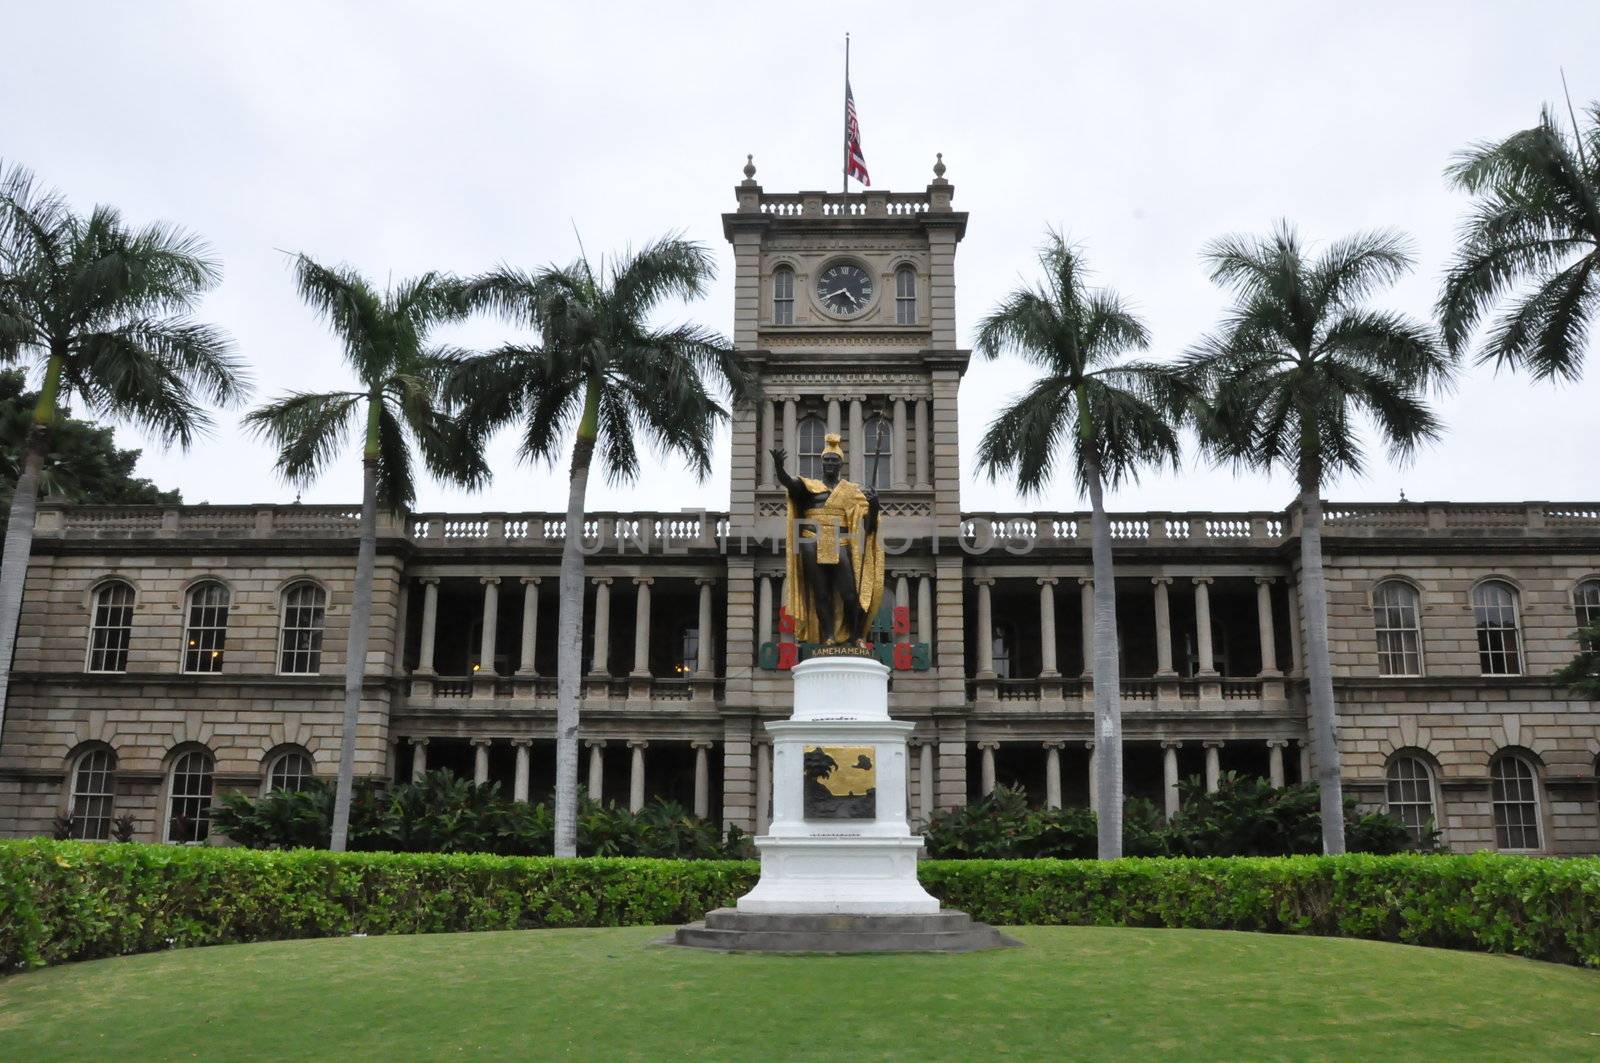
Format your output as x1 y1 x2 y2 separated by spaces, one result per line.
2 842 1596 972
925 776 1431 860
212 774 749 859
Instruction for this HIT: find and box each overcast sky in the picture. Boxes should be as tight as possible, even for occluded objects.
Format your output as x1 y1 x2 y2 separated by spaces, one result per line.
3 2 1596 516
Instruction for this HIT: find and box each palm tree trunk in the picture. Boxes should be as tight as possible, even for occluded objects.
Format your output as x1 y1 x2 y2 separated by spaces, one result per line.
329 454 379 852
553 381 600 858
1298 485 1347 854
1085 457 1123 859
0 429 48 745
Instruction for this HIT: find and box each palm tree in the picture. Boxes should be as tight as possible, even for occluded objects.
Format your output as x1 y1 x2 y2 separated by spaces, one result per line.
974 232 1184 860
244 255 487 852
1184 222 1454 854
1440 103 1600 382
0 161 246 739
447 235 751 858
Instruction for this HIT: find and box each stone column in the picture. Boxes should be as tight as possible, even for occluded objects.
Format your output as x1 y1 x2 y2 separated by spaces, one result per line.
1152 577 1175 676
914 398 930 488
1193 577 1216 676
891 397 908 488
628 740 647 813
478 577 500 675
826 397 841 437
918 739 935 823
1299 740 1312 782
778 576 792 644
631 577 653 678
781 398 797 461
1256 577 1281 676
1079 578 1094 679
848 399 865 483
586 740 605 802
757 574 773 650
760 400 776 487
978 741 998 796
1204 741 1222 792
895 573 910 630
974 578 996 678
1044 741 1063 809
589 577 611 676
695 578 715 674
516 577 540 675
410 737 428 778
692 741 712 818
416 578 440 675
1286 582 1305 674
512 740 531 802
1268 739 1287 788
755 742 772 833
1162 740 1182 819
917 575 934 647
472 738 491 785
1038 578 1059 676
1086 742 1098 811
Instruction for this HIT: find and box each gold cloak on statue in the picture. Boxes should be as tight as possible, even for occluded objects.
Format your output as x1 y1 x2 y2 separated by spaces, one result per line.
784 476 885 644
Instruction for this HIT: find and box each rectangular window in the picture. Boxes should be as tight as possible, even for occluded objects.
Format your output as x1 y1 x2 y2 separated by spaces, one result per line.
279 585 326 674
183 585 229 673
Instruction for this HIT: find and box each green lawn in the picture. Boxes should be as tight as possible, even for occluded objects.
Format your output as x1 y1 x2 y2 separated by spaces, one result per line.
1 927 1596 1061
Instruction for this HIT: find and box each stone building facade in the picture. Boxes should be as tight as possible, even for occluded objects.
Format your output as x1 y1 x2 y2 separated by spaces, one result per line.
1 165 1597 854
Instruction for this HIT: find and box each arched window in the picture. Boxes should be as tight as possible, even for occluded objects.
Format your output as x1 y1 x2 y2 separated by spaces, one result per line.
773 266 795 325
165 748 215 843
1384 754 1436 843
895 266 917 324
1491 753 1541 850
182 582 230 673
1372 581 1422 677
68 747 116 840
86 580 135 673
265 749 314 793
992 621 1015 679
1472 581 1521 676
862 415 892 489
1574 579 1600 629
796 416 826 479
279 581 327 674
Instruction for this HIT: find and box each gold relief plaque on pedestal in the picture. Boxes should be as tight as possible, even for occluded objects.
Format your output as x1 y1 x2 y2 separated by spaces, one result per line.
803 745 876 820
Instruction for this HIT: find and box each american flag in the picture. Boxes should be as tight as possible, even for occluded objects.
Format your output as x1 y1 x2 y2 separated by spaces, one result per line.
845 79 870 187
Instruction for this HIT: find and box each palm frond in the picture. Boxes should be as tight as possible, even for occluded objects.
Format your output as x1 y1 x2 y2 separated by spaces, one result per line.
242 390 364 486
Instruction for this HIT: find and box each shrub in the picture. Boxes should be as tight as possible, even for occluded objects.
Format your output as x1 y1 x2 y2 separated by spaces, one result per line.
925 776 1429 860
2 842 1596 972
212 775 748 860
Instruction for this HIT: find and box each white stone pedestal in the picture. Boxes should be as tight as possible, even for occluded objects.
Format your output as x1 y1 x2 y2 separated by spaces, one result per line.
736 655 940 915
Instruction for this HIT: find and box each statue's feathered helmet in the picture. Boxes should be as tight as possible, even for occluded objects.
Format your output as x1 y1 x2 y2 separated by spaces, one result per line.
821 433 846 462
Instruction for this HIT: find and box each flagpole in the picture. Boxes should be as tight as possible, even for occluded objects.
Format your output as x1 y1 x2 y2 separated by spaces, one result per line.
843 33 851 194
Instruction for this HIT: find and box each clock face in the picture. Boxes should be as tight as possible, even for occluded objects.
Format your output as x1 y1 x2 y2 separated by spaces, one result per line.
816 262 875 317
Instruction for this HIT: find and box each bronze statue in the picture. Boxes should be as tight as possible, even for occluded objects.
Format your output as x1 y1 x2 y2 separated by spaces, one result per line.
771 433 884 646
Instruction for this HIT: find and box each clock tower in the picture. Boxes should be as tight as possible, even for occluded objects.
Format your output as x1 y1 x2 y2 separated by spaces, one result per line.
719 155 971 826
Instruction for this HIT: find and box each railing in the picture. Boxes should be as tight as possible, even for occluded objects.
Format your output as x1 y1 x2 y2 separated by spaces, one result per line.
996 678 1040 702
1221 681 1263 701
749 190 940 218
1120 679 1157 701
37 501 1600 544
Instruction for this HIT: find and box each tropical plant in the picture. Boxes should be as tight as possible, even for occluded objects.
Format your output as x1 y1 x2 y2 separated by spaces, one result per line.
244 256 487 851
1554 620 1600 699
0 161 245 740
446 235 753 856
1183 222 1454 853
0 368 180 522
973 232 1185 859
1439 102 1600 382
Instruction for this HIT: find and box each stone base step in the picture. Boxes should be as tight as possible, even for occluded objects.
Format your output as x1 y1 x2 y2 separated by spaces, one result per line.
666 909 1019 954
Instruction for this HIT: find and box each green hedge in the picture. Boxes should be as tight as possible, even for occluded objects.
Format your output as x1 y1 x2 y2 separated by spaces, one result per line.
3 841 1597 971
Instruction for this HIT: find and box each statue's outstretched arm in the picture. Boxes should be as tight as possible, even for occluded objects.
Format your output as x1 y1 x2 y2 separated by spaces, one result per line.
769 448 810 508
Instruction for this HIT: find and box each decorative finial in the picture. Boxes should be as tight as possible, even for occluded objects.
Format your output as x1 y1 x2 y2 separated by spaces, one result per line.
933 152 946 178
1398 489 1407 502
743 154 757 180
